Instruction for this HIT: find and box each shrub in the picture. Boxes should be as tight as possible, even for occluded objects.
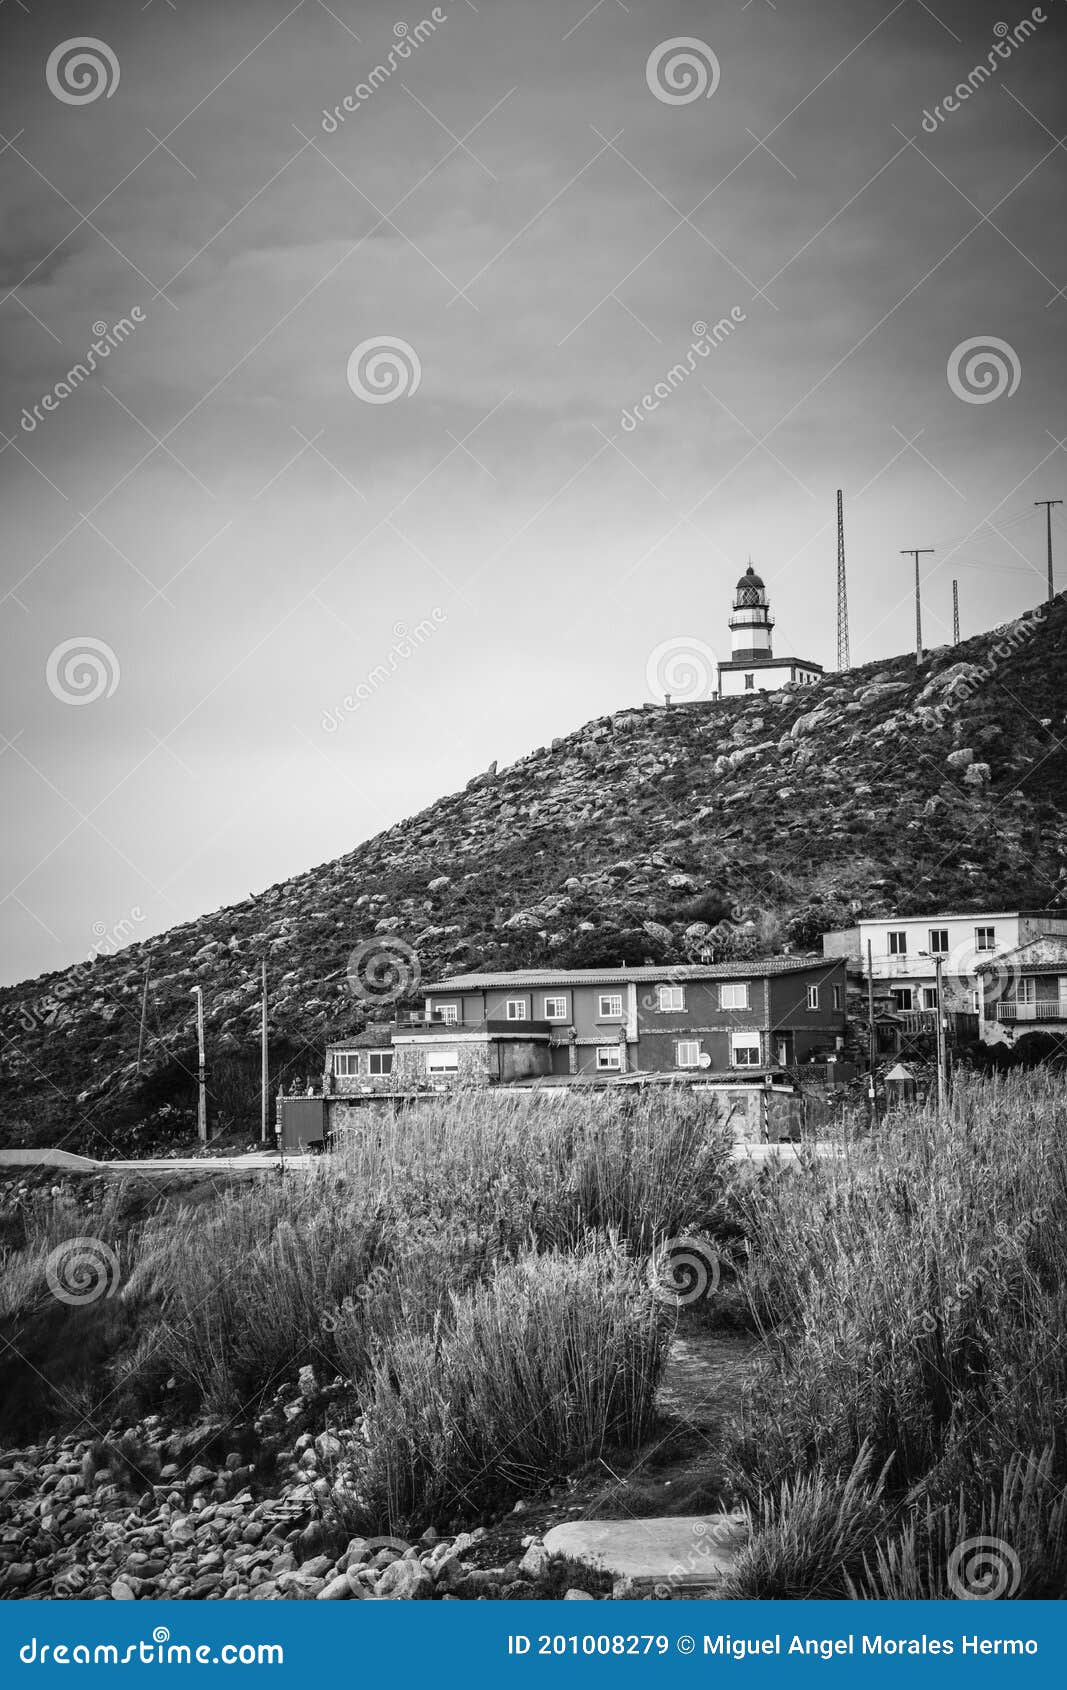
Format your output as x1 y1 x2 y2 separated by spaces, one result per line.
720 1446 892 1600
339 1244 669 1532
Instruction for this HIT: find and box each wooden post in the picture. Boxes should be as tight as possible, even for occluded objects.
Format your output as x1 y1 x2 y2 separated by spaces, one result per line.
260 959 270 1144
934 954 946 1111
136 962 151 1075
191 986 207 1144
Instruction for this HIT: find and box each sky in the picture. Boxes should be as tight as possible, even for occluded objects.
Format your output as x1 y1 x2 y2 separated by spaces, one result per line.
1 0 1064 986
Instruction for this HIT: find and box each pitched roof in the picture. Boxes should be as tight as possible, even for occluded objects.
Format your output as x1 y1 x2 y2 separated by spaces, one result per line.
975 935 1067 971
423 956 839 992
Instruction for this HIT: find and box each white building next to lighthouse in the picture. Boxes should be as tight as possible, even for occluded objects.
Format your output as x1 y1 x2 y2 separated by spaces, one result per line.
717 562 824 697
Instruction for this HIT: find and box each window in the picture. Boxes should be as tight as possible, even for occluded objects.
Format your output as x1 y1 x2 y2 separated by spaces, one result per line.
676 1040 701 1068
744 674 755 690
929 929 949 954
367 1051 393 1076
596 1045 622 1071
426 1049 459 1074
890 987 914 1011
657 984 685 1012
333 1052 360 1077
720 983 749 1009
975 926 996 951
434 1002 459 1025
832 984 842 1010
806 984 819 1010
1018 977 1036 1003
505 999 528 1021
598 993 624 1019
730 1032 761 1068
971 990 981 1013
921 987 938 1010
887 931 907 955
543 995 568 1021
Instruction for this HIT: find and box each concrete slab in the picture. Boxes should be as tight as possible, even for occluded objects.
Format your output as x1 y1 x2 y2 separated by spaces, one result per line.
540 1514 746 1596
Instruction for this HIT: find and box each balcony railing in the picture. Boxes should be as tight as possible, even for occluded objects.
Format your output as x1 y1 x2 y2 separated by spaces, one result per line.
993 1001 1067 1023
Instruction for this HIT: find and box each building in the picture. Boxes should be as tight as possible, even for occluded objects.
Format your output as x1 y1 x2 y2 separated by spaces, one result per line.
275 956 850 1149
324 957 846 1087
976 936 1067 1045
716 563 824 697
823 909 1067 1017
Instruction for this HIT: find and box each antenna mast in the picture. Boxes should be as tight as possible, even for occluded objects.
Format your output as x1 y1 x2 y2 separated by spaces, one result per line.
836 489 850 671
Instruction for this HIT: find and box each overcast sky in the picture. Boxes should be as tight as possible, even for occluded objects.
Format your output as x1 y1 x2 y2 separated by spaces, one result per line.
1 0 1064 986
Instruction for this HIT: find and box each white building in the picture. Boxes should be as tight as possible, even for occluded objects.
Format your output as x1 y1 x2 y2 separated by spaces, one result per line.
822 909 1067 1013
717 563 824 697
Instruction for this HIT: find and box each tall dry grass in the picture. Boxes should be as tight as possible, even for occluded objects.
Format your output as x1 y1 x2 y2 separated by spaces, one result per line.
338 1243 668 1532
726 1069 1067 1597
110 1085 731 1420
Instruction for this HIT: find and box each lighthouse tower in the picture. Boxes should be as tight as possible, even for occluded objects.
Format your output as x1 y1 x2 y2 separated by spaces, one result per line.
729 561 774 661
717 560 824 697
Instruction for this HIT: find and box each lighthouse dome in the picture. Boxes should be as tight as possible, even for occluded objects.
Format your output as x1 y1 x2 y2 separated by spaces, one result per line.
734 563 766 606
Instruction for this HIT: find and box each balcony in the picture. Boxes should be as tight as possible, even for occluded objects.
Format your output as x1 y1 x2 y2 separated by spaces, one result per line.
394 1016 553 1037
992 1001 1067 1023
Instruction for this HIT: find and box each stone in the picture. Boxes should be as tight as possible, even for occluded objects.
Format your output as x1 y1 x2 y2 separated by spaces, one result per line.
564 1588 594 1599
317 1574 352 1600
374 1558 433 1600
539 1515 746 1595
518 1542 548 1577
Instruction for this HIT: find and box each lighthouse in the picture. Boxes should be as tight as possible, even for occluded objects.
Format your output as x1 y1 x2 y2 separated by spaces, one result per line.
717 562 824 697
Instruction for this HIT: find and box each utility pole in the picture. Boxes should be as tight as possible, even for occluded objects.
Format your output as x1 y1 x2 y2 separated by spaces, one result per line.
1034 499 1062 602
952 579 960 645
260 959 270 1145
934 953 946 1112
836 489 850 671
901 549 934 661
136 961 151 1075
867 940 878 1129
191 985 207 1144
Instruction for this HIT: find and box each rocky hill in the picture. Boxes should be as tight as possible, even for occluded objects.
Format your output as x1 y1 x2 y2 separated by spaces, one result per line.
3 597 1067 1151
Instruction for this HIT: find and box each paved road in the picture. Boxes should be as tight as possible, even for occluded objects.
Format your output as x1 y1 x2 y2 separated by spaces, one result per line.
1 1142 843 1177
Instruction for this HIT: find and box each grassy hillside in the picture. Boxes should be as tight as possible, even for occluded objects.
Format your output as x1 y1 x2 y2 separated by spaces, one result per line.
2 597 1066 1151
